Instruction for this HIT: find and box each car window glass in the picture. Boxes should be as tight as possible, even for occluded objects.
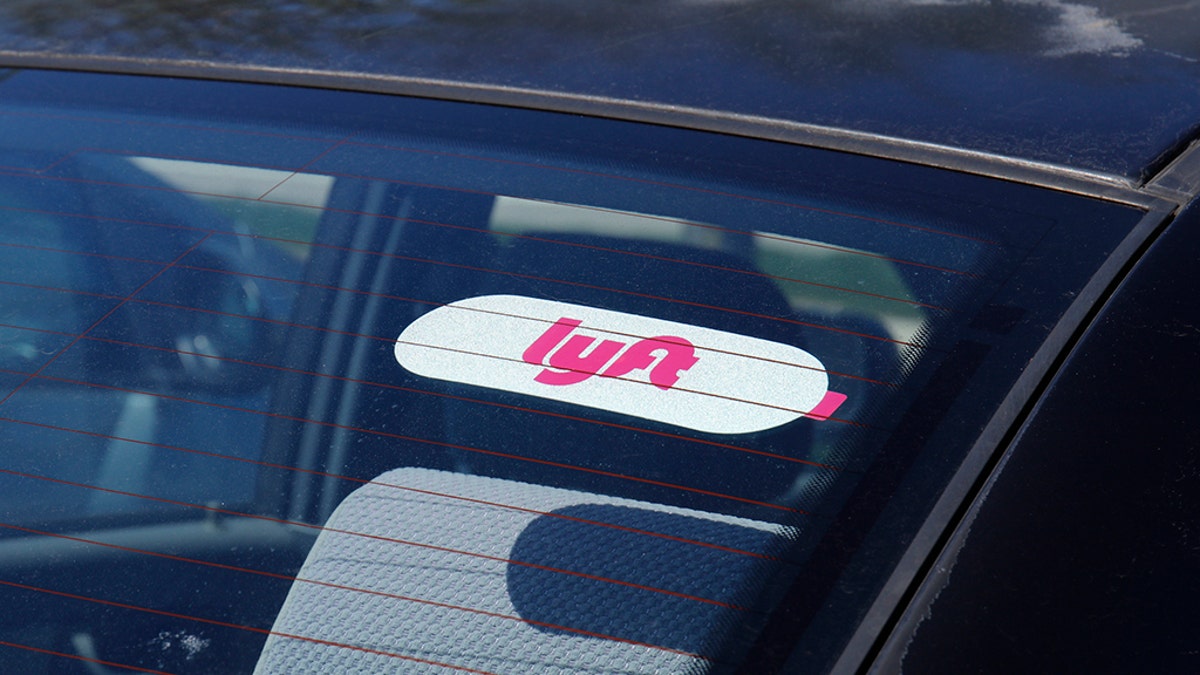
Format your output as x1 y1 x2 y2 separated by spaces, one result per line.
0 71 1146 674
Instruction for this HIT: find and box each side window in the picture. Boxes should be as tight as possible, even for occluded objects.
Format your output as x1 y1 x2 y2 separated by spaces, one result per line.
0 154 324 524
0 205 90 372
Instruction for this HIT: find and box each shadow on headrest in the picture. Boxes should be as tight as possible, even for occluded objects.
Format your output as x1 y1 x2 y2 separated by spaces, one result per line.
508 502 787 657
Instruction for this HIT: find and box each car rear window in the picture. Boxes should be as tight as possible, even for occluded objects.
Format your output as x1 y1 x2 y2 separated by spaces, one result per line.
0 70 1146 673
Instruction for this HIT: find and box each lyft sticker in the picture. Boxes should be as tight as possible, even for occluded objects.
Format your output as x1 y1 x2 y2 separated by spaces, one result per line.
394 295 847 434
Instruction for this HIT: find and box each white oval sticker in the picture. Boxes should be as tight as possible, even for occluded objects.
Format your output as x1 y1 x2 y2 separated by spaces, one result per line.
394 295 846 435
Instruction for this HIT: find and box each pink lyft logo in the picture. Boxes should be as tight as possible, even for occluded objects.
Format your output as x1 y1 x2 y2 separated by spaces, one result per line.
394 295 848 434
522 317 699 390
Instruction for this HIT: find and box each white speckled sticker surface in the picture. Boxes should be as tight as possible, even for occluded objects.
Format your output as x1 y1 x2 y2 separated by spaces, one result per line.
394 295 846 434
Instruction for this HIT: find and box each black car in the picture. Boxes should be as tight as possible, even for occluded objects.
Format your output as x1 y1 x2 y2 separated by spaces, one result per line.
0 2 1196 673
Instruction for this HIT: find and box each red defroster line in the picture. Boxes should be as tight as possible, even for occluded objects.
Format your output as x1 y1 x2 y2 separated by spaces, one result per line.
314 174 984 278
0 578 503 675
259 233 923 348
0 638 173 675
127 285 879 425
232 229 924 348
0 523 714 661
0 158 968 306
0 160 971 284
396 337 865 426
330 140 1010 247
11 372 806 513
0 413 802 563
0 468 750 611
0 194 946 324
0 319 851 471
5 370 804 514
0 239 164 265
284 206 952 310
0 244 905 392
300 182 980 282
0 278 125 301
0 184 937 350
2 127 1008 253
0 234 213 408
0 190 925 348
0 239 904 389
509 198 988 275
1 279 874 439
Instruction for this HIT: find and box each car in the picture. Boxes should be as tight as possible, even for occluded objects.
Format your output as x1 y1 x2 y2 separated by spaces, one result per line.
0 1 1197 673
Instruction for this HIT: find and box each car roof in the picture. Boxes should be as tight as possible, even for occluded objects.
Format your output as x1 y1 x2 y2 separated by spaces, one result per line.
1 1 1199 186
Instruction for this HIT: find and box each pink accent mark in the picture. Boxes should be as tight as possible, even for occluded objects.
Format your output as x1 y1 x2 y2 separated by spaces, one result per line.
522 317 698 390
803 391 848 421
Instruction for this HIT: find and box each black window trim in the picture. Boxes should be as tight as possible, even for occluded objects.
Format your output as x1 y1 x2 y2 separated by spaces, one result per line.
0 51 1183 210
833 202 1176 675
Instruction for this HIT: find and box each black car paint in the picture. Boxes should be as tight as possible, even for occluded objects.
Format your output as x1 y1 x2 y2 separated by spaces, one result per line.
0 1 1199 180
884 200 1200 674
